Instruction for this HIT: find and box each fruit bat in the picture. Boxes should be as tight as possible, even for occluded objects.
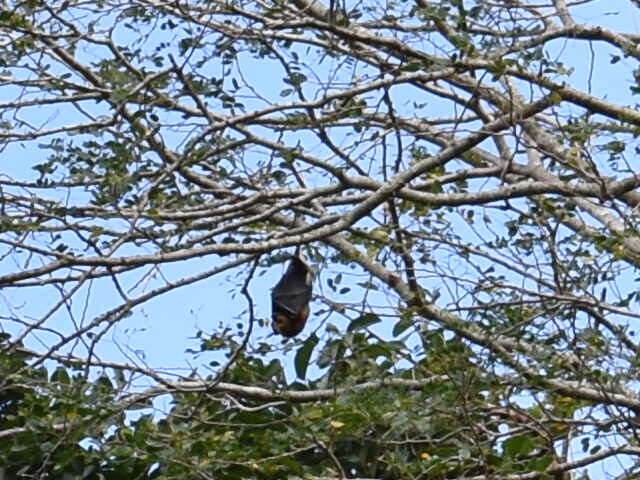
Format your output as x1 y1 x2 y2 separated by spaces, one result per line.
271 255 313 337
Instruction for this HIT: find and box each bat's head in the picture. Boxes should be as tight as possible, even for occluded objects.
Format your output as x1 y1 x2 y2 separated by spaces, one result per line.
272 306 309 337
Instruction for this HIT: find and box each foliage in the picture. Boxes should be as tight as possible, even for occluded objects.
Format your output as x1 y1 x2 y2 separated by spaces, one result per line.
1 0 640 478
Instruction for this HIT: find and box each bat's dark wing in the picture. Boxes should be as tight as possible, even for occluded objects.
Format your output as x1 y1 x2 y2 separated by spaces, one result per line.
271 256 312 317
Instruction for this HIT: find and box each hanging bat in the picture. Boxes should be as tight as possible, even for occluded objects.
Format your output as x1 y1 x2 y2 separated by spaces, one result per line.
271 254 313 337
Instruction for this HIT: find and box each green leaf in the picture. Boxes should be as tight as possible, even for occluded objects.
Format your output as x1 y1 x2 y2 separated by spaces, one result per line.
527 454 554 472
503 434 536 457
295 334 319 379
392 315 414 336
317 339 343 369
96 374 113 392
347 313 380 332
50 367 70 384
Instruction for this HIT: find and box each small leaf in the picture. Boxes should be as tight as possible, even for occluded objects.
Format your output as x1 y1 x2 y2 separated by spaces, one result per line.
581 437 590 453
393 315 414 336
347 313 380 332
550 91 563 105
96 375 113 391
503 434 535 457
295 333 319 379
317 340 343 369
527 455 554 472
50 367 70 384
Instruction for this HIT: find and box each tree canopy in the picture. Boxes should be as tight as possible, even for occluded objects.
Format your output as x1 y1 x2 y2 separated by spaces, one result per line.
2 0 640 478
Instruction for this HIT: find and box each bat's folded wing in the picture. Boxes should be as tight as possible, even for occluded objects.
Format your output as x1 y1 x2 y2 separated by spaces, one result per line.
272 285 312 316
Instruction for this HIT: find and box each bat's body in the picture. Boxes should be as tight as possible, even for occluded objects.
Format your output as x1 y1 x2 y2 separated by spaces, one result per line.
271 256 313 337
